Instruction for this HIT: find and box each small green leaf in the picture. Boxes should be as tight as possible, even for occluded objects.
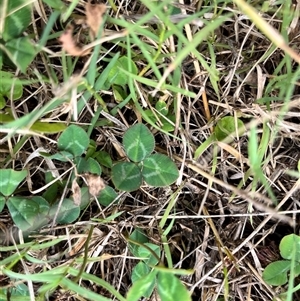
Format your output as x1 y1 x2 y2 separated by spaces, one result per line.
132 262 151 283
42 174 58 203
98 185 118 206
49 198 80 224
0 111 14 123
214 116 245 141
123 123 155 162
0 196 6 213
138 243 161 265
157 271 191 301
94 150 113 168
262 260 291 286
128 268 157 301
5 37 38 73
142 154 179 187
144 110 156 124
112 85 126 102
32 196 51 212
58 125 89 157
155 101 168 116
7 196 50 232
280 234 300 262
0 71 23 100
111 162 142 192
1 0 32 41
129 228 148 257
0 169 27 196
161 114 175 132
76 157 102 175
107 56 138 86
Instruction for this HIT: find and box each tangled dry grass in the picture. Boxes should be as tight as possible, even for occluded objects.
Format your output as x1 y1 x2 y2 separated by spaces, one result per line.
1 0 300 300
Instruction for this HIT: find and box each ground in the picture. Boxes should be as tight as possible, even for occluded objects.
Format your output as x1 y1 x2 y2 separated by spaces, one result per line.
0 0 300 300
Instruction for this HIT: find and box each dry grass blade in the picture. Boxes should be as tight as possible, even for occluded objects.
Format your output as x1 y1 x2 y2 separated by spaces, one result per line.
59 26 91 56
85 1 106 38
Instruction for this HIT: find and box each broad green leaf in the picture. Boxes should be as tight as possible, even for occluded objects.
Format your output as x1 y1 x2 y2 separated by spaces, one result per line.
129 228 148 258
111 162 142 192
214 116 245 141
123 123 155 162
30 121 67 133
49 198 80 224
0 169 27 196
280 234 300 262
0 71 23 100
127 268 157 301
76 157 102 175
106 56 138 86
5 37 38 73
142 154 179 187
262 260 291 286
0 196 5 213
138 243 161 265
94 150 113 168
1 0 32 41
98 186 118 206
7 196 50 232
157 271 191 301
57 125 89 157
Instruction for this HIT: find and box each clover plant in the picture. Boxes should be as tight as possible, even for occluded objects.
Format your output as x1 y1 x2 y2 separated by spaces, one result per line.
0 123 178 238
111 123 179 192
0 125 117 238
126 228 191 301
263 234 300 300
44 124 118 207
0 0 38 72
